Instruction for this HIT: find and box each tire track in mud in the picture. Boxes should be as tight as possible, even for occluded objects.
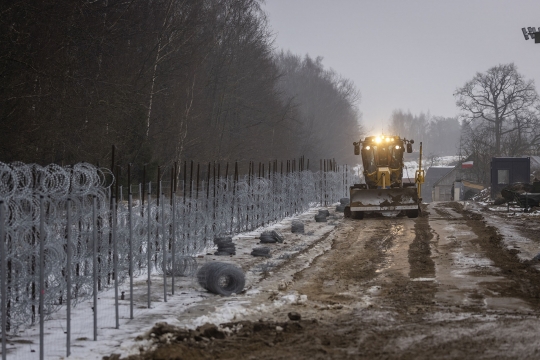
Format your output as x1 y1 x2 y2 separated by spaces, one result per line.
456 204 540 307
291 219 401 305
408 216 435 279
379 213 437 315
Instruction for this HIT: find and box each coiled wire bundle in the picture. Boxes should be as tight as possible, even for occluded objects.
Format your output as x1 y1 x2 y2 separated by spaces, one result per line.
259 230 284 244
251 247 271 257
315 209 329 222
291 220 305 234
213 236 236 256
157 254 198 276
336 197 350 212
196 262 245 296
0 161 359 332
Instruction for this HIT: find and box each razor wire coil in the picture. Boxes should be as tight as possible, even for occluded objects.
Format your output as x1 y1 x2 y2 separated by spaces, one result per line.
0 161 358 331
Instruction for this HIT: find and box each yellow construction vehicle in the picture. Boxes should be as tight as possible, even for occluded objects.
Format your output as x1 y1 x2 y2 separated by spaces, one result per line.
344 135 424 219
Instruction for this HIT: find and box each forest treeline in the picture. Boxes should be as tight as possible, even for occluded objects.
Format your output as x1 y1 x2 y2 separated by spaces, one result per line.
387 110 461 157
0 0 362 178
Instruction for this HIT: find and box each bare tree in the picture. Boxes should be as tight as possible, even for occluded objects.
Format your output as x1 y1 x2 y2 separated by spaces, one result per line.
455 63 539 156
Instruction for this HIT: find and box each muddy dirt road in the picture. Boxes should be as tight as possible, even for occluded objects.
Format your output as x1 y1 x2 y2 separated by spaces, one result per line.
117 202 540 360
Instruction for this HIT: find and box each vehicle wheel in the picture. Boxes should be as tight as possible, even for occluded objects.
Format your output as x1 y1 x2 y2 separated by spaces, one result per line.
406 209 419 218
351 211 364 220
344 206 351 218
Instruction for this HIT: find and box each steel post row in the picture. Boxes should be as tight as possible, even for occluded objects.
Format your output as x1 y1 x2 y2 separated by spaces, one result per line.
0 160 358 359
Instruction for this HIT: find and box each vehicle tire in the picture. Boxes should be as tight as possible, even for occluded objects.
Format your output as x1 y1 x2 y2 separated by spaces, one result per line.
344 206 351 218
351 211 364 220
406 209 419 218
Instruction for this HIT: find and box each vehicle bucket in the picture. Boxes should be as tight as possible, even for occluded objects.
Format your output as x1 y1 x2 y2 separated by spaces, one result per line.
350 187 418 211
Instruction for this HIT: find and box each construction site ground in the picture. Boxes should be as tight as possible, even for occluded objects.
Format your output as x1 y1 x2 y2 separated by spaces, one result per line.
111 201 540 360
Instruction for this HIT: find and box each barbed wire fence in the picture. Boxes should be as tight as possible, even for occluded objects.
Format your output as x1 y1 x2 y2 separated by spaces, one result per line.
0 158 358 359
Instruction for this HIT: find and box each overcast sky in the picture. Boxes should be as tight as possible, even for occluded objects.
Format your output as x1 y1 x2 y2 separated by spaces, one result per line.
263 0 540 133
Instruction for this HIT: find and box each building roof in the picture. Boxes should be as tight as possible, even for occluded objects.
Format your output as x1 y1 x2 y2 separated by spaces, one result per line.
421 166 455 202
433 167 458 187
425 166 454 182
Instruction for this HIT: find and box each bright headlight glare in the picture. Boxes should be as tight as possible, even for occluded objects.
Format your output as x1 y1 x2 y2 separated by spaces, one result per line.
375 137 381 143
395 145 400 149
365 145 371 150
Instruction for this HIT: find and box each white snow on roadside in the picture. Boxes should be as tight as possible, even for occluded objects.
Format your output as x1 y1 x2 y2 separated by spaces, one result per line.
404 156 459 181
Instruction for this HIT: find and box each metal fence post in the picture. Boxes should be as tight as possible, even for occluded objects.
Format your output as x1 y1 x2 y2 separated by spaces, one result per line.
112 197 119 329
147 183 152 309
39 196 45 360
161 193 167 302
128 188 134 319
66 198 72 357
171 192 176 294
0 200 6 360
92 196 98 340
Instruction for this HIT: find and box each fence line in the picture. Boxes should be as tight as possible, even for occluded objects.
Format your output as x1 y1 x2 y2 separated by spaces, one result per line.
0 160 358 359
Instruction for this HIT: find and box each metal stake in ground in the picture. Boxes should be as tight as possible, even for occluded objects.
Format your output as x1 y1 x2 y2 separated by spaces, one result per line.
128 164 134 319
39 195 45 360
92 196 98 340
171 165 176 295
171 191 176 294
161 192 167 302
0 200 6 360
113 196 119 329
66 198 72 357
147 183 152 308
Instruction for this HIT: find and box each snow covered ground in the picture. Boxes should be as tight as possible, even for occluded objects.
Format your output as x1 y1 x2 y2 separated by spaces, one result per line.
404 155 459 179
7 206 341 360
